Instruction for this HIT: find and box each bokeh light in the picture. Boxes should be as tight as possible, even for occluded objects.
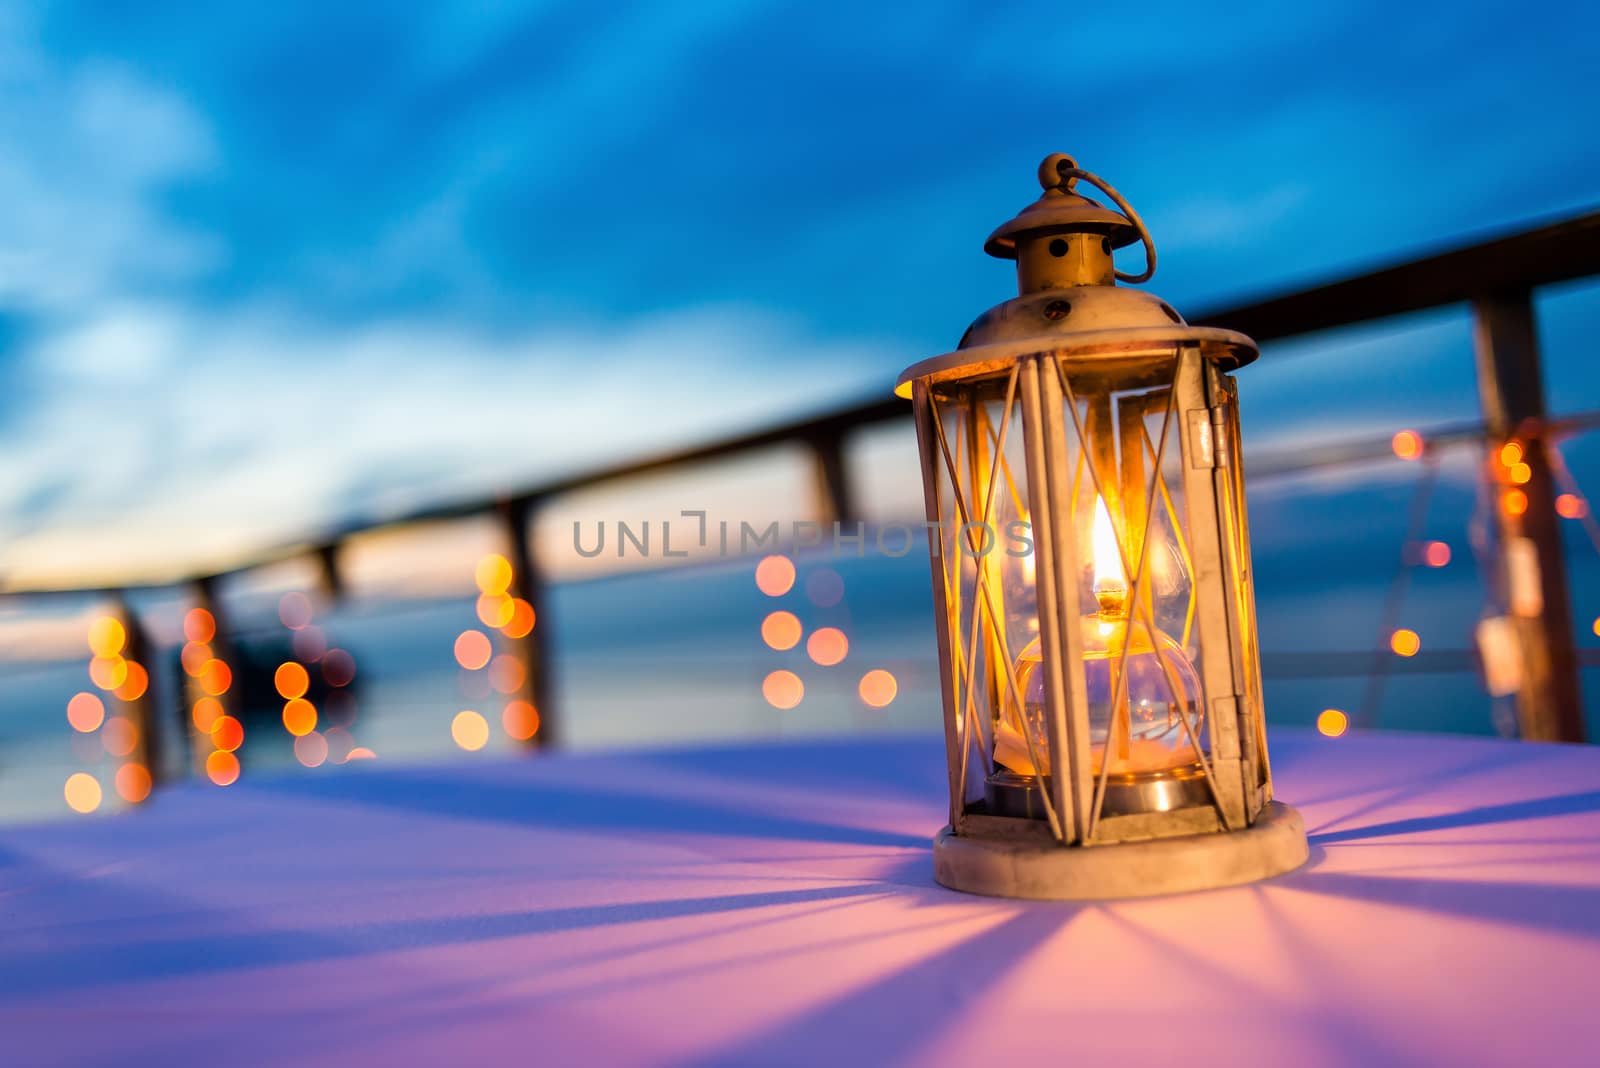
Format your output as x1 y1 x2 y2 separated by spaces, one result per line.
755 555 796 597
102 717 139 757
64 773 102 814
206 750 240 786
488 654 526 695
1503 488 1528 516
1391 430 1423 461
274 661 310 699
211 715 244 752
279 591 314 629
502 598 536 639
293 626 328 662
66 692 105 733
1499 441 1523 466
476 594 513 629
805 568 845 607
321 648 357 687
198 658 233 696
184 608 216 643
859 669 898 708
1390 629 1421 657
87 616 126 657
89 655 128 691
346 747 376 760
762 670 804 710
115 661 149 701
181 641 212 676
502 700 540 741
295 731 329 767
1509 461 1532 485
452 710 490 751
1557 494 1587 519
1317 708 1349 737
454 630 492 670
806 627 849 666
476 554 513 596
192 697 224 733
761 611 802 651
282 698 318 736
115 763 153 803
1422 541 1451 568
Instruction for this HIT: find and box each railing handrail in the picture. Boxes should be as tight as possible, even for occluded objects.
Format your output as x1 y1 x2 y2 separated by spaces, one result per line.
4 204 1597 602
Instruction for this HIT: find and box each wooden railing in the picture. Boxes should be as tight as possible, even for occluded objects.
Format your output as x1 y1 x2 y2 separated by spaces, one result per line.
6 207 1599 770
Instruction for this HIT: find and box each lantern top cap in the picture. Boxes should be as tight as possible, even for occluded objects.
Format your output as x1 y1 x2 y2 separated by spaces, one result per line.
983 153 1144 260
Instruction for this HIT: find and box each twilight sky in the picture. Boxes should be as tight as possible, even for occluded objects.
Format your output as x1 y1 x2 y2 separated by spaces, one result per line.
0 1 1596 588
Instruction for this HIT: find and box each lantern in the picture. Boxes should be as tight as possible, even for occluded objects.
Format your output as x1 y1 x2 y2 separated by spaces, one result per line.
897 154 1308 898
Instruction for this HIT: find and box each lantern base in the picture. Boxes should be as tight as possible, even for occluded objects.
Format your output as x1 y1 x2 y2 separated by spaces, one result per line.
933 801 1308 900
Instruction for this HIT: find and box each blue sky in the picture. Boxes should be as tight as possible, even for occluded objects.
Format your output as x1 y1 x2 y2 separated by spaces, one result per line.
0 1 1596 587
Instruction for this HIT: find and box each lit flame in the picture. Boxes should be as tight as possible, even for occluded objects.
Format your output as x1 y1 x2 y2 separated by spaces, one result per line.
1092 496 1127 615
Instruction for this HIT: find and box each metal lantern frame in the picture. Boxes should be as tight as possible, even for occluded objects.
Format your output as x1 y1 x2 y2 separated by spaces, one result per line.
897 155 1307 899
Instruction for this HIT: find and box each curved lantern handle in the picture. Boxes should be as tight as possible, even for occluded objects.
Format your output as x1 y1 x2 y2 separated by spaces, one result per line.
1054 162 1158 285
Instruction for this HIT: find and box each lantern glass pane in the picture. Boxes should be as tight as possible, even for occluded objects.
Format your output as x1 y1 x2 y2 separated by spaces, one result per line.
1013 352 1212 785
931 373 1037 809
1216 372 1269 788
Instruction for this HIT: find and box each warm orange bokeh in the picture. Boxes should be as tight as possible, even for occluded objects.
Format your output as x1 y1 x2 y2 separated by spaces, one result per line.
476 593 514 628
274 661 310 699
211 714 244 752
115 763 153 803
755 555 796 597
87 616 126 658
282 698 318 736
502 700 540 741
184 607 216 643
102 717 139 757
1422 541 1451 568
806 627 848 666
294 731 329 767
64 772 102 813
476 553 513 596
762 670 804 710
1502 488 1528 516
180 641 211 676
115 661 150 701
1499 441 1523 467
1390 629 1421 657
452 710 490 750
1556 493 1587 519
502 598 536 639
1509 461 1532 485
488 654 526 695
1391 430 1423 461
198 658 233 696
454 630 493 670
192 696 224 732
89 655 128 691
858 669 898 708
761 611 802 651
279 591 313 629
67 692 106 733
1317 708 1349 737
206 750 240 786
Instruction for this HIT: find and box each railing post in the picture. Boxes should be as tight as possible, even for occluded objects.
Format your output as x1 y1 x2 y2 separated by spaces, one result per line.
315 543 344 603
501 498 557 748
809 430 857 528
1473 292 1585 741
115 596 163 791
